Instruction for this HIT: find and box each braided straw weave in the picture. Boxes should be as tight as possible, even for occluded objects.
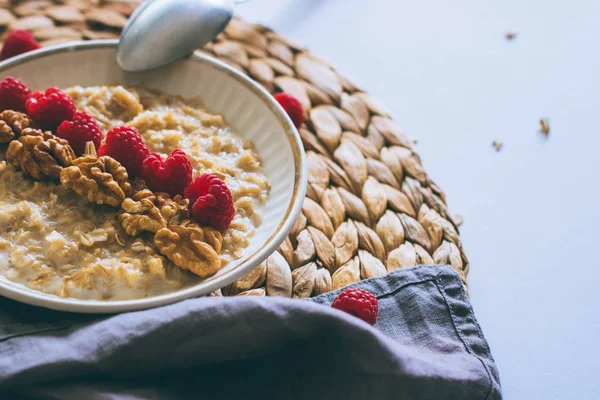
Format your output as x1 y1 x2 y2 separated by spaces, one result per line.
0 0 469 297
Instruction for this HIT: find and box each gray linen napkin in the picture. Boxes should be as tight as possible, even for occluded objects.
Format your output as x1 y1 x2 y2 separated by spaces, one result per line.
0 265 501 400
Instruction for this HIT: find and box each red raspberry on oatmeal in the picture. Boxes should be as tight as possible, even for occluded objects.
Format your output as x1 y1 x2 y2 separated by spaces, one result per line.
0 77 31 113
26 87 76 131
184 173 235 230
141 149 193 197
99 126 149 177
57 111 103 156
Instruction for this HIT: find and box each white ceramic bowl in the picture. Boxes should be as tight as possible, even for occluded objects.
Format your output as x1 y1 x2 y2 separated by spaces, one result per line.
0 40 307 313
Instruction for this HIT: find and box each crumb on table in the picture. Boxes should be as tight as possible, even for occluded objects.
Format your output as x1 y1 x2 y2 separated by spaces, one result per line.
539 119 550 135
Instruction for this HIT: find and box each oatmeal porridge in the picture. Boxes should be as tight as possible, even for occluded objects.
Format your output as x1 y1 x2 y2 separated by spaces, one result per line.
0 85 270 300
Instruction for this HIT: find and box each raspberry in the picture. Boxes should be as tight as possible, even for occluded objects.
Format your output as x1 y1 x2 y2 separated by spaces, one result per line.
141 149 193 197
184 174 235 230
56 111 103 156
273 92 304 128
26 87 76 131
0 76 31 113
0 30 40 61
331 288 378 325
98 126 149 177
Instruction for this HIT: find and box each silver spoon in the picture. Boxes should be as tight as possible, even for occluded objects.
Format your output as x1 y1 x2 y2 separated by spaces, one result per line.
117 0 247 72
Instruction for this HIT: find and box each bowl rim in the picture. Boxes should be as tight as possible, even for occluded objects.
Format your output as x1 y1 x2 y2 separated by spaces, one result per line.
0 40 307 313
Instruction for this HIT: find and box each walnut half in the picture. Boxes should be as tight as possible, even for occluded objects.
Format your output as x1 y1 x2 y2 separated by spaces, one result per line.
60 154 132 207
6 128 75 180
0 110 32 144
154 221 223 278
119 190 189 236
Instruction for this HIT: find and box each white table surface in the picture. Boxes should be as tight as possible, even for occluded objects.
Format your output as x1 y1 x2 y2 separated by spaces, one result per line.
238 1 600 398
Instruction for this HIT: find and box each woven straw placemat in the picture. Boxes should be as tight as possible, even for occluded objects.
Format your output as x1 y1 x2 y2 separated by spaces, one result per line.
0 0 469 298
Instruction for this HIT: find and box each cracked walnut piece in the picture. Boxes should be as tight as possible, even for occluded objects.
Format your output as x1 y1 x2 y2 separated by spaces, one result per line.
154 221 223 278
0 110 32 144
60 154 132 207
6 128 75 180
119 189 190 236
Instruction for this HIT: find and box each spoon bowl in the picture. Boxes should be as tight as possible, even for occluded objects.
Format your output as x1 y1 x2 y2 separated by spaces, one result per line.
117 0 234 72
